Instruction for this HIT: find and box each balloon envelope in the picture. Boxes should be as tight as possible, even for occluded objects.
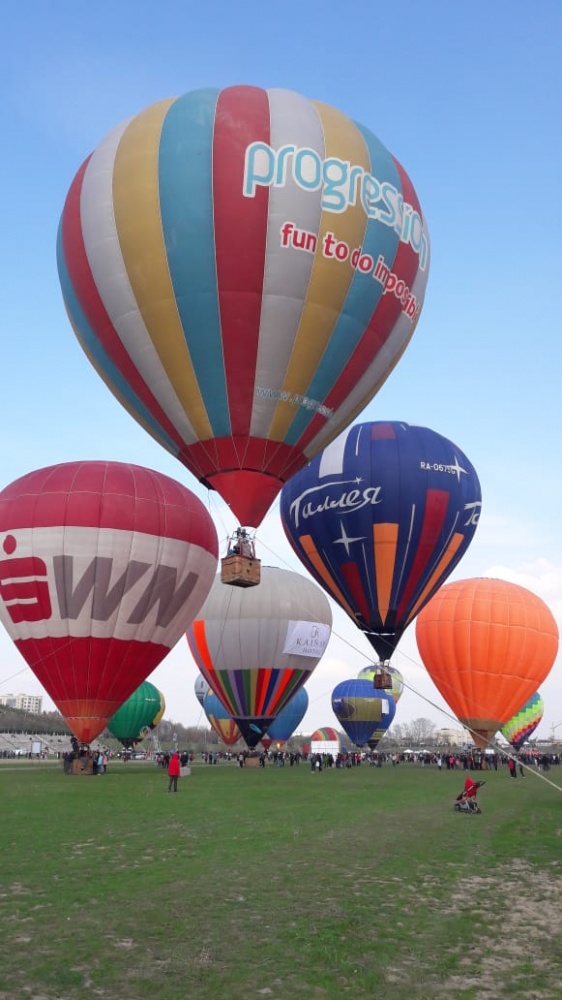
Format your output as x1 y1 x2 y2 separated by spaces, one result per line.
500 692 544 750
264 687 309 748
281 421 481 660
108 680 163 744
57 86 430 528
194 673 210 706
186 566 332 747
0 462 218 743
332 678 395 747
358 664 404 704
416 578 559 749
310 727 340 744
202 691 241 746
150 689 166 730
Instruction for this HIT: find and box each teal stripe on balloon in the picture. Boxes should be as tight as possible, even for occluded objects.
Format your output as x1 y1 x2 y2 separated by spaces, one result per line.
158 89 231 436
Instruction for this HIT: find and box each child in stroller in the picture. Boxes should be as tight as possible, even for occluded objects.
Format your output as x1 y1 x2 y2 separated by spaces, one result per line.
454 776 486 813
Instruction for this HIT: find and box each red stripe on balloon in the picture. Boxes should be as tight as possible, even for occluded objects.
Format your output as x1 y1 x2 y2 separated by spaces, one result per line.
255 666 273 714
395 489 449 621
60 158 187 456
212 85 270 437
339 560 372 624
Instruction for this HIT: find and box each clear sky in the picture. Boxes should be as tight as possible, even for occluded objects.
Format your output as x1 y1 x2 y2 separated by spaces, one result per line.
2 0 561 741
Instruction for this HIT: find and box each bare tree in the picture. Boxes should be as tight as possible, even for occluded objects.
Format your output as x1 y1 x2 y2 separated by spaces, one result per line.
402 718 436 745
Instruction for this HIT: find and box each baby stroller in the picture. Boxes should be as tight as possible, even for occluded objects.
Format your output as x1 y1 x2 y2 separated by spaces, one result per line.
454 778 485 814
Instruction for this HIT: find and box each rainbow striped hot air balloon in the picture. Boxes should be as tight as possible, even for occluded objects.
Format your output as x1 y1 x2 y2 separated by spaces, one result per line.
186 567 331 748
500 692 544 750
57 86 430 529
310 727 341 744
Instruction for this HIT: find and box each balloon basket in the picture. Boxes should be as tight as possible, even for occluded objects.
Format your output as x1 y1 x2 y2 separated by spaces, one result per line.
70 756 94 775
373 667 392 690
221 555 261 587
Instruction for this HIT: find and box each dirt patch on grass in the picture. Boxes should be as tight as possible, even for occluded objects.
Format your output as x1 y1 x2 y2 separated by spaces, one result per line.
432 860 562 999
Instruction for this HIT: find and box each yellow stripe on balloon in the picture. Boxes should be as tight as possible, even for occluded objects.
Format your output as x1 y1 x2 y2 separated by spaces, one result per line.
373 523 399 624
269 103 370 439
298 534 357 619
404 532 465 626
112 100 212 439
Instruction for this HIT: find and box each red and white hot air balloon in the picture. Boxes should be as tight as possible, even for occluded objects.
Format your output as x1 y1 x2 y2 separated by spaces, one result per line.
0 461 218 743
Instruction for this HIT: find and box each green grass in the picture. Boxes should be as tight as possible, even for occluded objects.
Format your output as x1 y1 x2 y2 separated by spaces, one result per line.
1 759 561 999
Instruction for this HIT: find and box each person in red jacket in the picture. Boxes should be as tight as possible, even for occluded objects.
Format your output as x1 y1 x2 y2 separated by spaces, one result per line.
167 751 181 792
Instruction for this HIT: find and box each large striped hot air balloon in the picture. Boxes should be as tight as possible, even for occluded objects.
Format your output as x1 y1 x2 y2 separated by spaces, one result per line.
57 86 430 528
186 566 331 748
0 462 217 744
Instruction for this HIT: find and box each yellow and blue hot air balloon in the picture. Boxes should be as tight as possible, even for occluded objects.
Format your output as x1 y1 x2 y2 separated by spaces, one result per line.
332 678 395 748
57 86 430 529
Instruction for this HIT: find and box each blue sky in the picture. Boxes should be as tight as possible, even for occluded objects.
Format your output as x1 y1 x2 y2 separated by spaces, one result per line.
2 0 561 741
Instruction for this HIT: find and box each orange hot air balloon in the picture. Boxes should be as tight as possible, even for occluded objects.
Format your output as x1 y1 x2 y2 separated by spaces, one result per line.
415 578 559 749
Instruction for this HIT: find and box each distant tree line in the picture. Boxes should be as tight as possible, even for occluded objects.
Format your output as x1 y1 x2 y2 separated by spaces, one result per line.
0 704 72 736
0 703 439 752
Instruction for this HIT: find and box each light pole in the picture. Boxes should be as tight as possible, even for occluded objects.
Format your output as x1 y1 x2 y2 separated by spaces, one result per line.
549 721 562 741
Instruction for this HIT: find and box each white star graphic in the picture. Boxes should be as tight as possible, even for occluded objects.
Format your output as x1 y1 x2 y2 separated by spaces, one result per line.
333 520 365 556
449 455 468 481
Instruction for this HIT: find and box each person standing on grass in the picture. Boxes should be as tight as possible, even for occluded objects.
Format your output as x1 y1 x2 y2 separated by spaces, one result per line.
167 750 181 792
508 757 517 779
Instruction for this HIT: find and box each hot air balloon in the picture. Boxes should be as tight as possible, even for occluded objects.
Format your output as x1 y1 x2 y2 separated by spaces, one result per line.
310 727 340 744
149 688 166 730
309 727 342 756
281 421 481 662
358 663 404 704
202 690 242 746
108 680 163 746
0 462 218 744
194 673 210 706
186 566 332 747
416 578 559 749
332 678 395 747
57 86 430 531
500 692 544 750
262 687 309 749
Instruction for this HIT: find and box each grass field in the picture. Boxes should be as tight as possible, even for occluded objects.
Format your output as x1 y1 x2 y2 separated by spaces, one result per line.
1 758 561 1000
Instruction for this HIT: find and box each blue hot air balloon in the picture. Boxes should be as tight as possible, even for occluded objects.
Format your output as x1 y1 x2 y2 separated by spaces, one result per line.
263 687 309 748
281 421 481 662
331 678 395 748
